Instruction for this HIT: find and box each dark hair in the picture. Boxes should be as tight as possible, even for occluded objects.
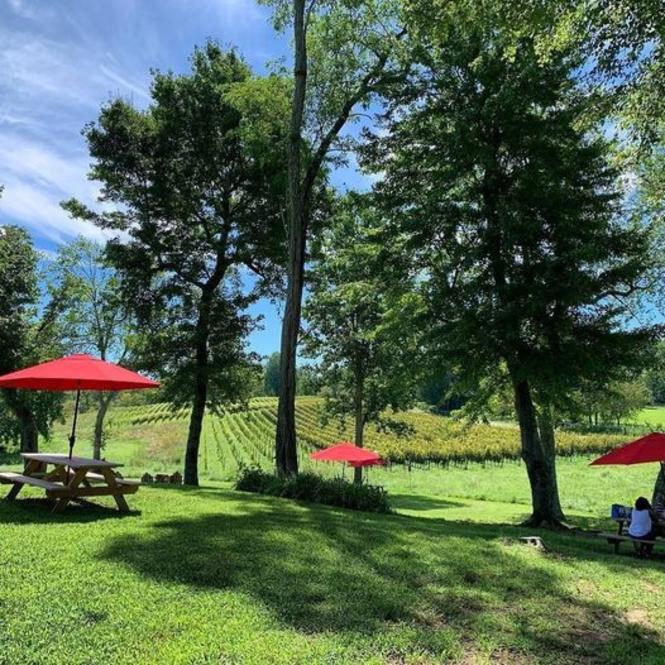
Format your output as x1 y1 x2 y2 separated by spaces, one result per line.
635 496 651 511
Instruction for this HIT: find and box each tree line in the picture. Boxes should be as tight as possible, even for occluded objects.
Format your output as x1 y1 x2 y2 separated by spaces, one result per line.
0 0 663 527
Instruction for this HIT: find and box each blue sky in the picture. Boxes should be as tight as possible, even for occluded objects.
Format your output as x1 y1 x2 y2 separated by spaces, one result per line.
0 0 370 357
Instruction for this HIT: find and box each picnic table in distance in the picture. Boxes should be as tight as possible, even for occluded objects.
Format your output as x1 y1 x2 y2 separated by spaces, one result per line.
0 452 139 513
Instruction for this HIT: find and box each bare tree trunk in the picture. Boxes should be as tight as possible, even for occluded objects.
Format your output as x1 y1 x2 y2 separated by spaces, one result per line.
353 372 365 485
184 292 212 486
275 2 401 476
652 463 665 508
513 379 567 528
276 0 307 477
17 408 38 454
5 392 39 453
92 392 113 460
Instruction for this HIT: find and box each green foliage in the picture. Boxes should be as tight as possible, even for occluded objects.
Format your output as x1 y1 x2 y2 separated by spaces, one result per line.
263 352 281 396
0 226 64 449
260 0 408 148
645 342 665 404
63 42 291 483
260 0 410 475
367 17 655 406
364 11 658 523
236 466 392 513
295 364 320 396
63 43 288 411
304 196 422 442
567 378 653 426
580 0 664 146
48 238 131 360
0 226 38 374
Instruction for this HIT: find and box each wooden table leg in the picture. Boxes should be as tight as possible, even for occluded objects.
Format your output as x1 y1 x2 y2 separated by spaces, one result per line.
51 467 87 513
101 468 130 512
5 483 24 501
6 459 45 501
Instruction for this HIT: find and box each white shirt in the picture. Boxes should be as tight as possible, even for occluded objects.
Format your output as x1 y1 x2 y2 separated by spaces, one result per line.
629 509 652 538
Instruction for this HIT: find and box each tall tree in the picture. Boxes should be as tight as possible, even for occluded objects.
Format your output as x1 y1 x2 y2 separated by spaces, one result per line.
579 0 664 145
64 44 288 485
50 238 133 459
260 0 408 475
303 197 421 483
263 352 281 396
0 225 64 452
366 14 656 526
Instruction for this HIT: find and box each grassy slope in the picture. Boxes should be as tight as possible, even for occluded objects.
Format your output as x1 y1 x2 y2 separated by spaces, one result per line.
40 402 658 527
631 406 665 428
2 401 663 663
1 484 664 665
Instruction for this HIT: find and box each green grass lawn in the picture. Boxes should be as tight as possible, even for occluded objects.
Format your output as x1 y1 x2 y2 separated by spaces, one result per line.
3 404 663 662
631 406 665 428
35 407 661 529
1 481 665 665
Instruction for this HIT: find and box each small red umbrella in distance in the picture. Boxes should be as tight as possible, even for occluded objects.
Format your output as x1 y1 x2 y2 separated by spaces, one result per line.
0 354 159 461
310 441 383 465
590 432 665 466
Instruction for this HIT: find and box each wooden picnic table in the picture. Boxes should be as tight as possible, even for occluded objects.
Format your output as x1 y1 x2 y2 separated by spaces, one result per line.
0 453 139 513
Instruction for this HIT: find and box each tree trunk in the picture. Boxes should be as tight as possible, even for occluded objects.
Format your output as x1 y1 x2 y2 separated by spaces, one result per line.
17 407 38 454
353 371 365 485
652 463 665 509
92 392 113 460
184 292 212 486
513 379 567 528
276 0 307 477
353 379 365 485
3 390 39 453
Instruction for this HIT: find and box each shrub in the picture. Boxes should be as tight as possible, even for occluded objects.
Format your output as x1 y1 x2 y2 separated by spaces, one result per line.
235 466 392 514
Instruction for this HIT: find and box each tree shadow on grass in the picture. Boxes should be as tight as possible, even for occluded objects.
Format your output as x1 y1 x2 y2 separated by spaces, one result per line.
389 493 468 512
0 498 141 524
98 492 665 664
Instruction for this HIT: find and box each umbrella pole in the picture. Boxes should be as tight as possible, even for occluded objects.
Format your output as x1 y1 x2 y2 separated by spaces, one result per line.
67 389 81 482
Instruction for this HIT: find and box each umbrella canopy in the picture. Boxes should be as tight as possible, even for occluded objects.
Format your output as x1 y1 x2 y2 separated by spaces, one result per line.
310 441 382 465
0 354 159 391
0 354 159 464
590 432 665 466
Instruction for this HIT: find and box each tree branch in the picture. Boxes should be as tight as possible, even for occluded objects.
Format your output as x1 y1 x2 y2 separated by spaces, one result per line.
301 28 407 208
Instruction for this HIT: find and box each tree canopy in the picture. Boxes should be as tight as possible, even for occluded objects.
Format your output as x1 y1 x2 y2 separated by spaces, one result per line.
304 195 422 482
364 12 658 525
64 43 290 485
0 226 64 452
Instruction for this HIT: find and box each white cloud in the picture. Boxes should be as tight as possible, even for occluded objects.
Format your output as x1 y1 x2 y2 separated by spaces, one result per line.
215 0 266 25
0 10 150 245
0 0 277 248
7 0 41 19
0 133 109 243
0 134 93 199
100 65 151 102
0 179 106 243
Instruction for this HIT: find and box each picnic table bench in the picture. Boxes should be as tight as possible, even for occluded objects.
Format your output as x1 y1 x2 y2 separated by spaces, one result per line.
599 532 662 556
600 515 665 557
0 453 138 513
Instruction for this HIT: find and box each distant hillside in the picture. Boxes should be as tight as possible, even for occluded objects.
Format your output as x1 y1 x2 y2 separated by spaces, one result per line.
47 397 625 480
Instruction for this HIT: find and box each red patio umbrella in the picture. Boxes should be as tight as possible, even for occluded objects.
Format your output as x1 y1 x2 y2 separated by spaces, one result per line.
590 432 665 466
0 354 159 461
310 441 383 466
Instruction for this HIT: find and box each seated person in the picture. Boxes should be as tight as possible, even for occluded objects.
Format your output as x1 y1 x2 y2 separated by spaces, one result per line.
629 497 655 554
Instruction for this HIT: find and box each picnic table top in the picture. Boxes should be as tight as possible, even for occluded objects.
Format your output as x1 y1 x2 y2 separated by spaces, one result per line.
21 453 121 469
